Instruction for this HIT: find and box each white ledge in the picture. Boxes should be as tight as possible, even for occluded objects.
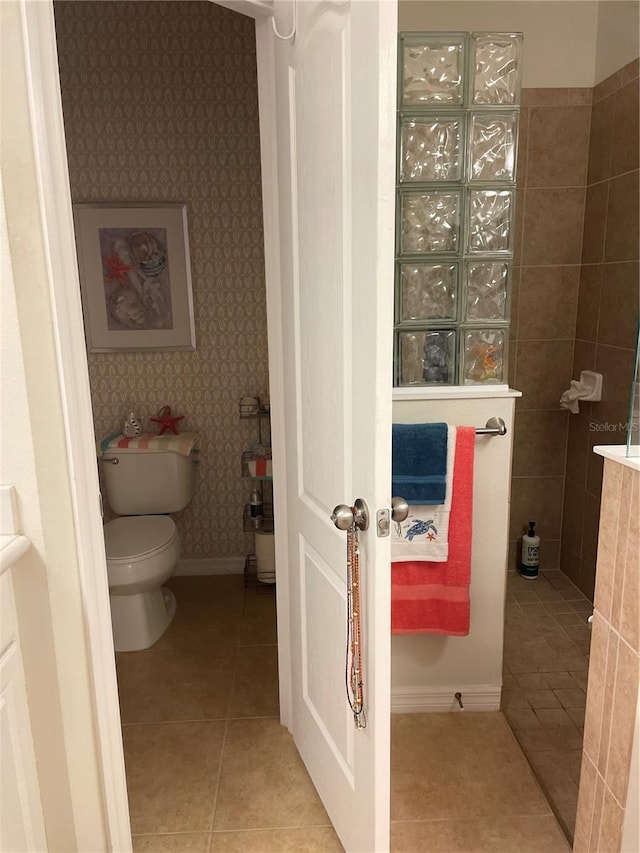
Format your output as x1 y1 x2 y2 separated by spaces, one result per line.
393 385 522 402
0 535 32 575
594 445 640 472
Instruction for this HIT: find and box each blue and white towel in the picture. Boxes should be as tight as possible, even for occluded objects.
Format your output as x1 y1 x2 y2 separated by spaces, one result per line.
391 425 457 563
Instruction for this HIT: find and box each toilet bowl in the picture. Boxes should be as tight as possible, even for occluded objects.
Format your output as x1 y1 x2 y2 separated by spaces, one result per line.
99 435 198 651
105 515 179 652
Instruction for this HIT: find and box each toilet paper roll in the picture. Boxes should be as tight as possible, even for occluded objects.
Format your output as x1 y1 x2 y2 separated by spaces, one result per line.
255 530 275 583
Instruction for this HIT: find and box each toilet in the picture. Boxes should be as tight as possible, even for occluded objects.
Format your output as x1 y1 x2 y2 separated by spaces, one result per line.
101 440 196 652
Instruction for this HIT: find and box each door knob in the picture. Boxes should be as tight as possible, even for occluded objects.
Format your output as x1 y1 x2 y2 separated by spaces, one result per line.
391 496 409 523
331 505 354 530
331 498 370 531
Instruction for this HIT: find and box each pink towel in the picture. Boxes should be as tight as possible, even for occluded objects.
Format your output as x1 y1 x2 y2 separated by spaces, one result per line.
99 432 199 459
391 426 475 636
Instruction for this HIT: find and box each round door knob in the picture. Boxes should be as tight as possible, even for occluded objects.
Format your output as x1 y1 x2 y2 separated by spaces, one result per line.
391 496 409 523
331 504 354 530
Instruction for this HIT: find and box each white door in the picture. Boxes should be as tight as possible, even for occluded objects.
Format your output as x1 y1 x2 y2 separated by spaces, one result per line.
268 2 397 850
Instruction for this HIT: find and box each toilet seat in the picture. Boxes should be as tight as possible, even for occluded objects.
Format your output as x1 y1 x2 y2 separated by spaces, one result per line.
104 515 177 562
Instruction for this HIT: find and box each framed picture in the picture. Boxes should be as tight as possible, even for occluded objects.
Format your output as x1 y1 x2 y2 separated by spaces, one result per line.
73 203 196 352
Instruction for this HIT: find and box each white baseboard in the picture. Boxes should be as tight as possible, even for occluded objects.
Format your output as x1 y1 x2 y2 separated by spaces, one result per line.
174 557 245 576
391 684 502 713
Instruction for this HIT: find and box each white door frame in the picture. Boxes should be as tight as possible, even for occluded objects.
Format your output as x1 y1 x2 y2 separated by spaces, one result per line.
19 0 292 846
17 2 132 849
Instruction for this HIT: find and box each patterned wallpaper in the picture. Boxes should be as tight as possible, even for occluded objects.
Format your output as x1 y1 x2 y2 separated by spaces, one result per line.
54 1 269 560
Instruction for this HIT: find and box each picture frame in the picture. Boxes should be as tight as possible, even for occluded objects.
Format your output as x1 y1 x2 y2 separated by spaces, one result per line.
73 203 196 352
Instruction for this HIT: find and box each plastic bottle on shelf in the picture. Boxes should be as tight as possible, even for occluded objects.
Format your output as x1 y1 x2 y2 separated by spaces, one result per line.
520 521 540 579
250 485 263 527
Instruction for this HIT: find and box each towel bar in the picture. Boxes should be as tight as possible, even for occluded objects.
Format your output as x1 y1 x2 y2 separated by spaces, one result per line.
475 417 507 436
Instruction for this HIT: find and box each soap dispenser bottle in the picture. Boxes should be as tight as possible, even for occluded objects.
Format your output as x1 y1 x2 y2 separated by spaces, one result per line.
520 521 540 579
249 485 263 528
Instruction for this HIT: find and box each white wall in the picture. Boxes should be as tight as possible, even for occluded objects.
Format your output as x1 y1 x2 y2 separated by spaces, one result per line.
391 394 516 711
398 0 600 87
595 1 640 82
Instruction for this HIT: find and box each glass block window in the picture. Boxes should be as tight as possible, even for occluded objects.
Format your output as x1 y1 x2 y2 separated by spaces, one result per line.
395 31 522 386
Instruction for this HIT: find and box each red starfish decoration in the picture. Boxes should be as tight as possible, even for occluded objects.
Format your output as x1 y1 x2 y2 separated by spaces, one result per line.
103 253 132 285
427 532 436 541
150 406 184 435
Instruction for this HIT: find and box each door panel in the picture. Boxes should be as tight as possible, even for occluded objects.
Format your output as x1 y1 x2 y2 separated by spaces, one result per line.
270 1 397 850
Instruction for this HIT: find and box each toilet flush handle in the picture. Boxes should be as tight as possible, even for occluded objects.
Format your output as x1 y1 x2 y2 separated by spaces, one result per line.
103 456 119 464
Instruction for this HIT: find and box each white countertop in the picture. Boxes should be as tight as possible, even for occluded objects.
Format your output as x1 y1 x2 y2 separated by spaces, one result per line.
594 445 640 472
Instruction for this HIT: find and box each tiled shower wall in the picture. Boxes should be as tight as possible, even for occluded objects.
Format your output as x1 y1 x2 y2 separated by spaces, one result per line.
509 87 592 573
510 62 639 598
55 2 268 560
561 59 640 600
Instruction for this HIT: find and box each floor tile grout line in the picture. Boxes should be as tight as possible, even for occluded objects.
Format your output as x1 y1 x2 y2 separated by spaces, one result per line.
206 585 256 835
208 715 229 835
209 822 335 835
389 810 560 825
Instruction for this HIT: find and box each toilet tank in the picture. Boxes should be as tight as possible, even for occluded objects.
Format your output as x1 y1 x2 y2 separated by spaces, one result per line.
102 448 196 515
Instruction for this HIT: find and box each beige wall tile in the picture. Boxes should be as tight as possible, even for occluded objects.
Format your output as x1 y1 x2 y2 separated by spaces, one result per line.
569 88 594 106
597 632 620 772
622 57 640 84
582 613 609 764
612 468 635 630
581 182 608 264
562 484 585 556
542 538 561 570
590 774 606 852
598 261 640 351
586 425 610 498
575 264 602 343
518 266 579 340
611 79 640 177
597 785 625 853
521 89 569 107
594 69 624 103
526 106 590 188
587 95 614 184
580 492 601 575
510 476 564 540
515 340 575 410
605 170 640 262
522 188 586 265
573 340 597 375
620 472 640 652
566 415 590 487
594 460 623 621
574 752 597 852
509 265 521 339
514 187 525 265
512 410 569 477
606 639 640 804
516 108 529 184
594 345 638 429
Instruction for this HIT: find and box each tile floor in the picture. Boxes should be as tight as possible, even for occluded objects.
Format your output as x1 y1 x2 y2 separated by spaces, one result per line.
118 574 569 852
502 566 593 843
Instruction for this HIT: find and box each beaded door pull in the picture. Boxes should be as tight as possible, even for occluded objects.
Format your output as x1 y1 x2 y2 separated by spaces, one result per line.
331 500 368 730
